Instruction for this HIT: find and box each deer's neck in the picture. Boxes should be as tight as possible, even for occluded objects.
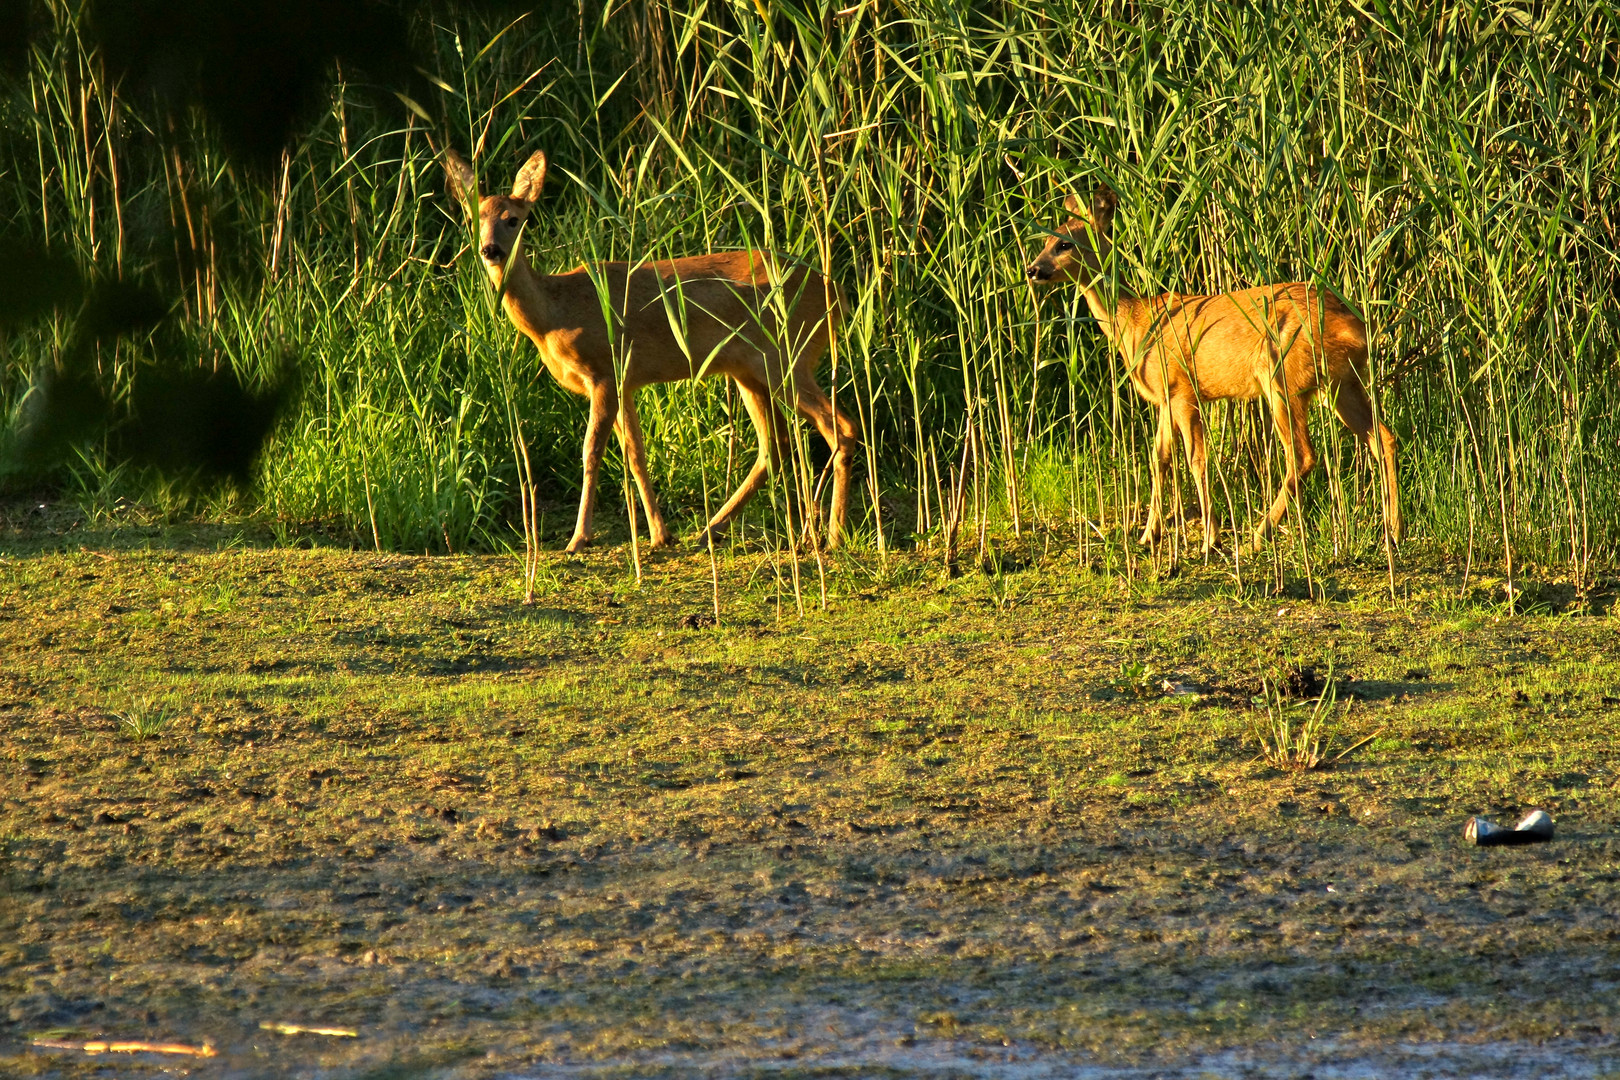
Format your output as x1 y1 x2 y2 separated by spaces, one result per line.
1087 284 1164 369
1080 277 1136 341
489 246 561 343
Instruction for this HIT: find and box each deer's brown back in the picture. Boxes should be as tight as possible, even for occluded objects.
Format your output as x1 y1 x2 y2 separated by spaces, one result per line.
509 250 836 390
1121 283 1367 405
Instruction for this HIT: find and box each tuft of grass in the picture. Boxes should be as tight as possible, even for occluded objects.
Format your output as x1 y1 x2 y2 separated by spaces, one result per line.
1113 659 1159 699
114 698 176 743
1251 658 1375 771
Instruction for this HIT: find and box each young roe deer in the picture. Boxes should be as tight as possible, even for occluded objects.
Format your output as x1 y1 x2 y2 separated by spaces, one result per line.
1026 185 1401 554
444 149 858 553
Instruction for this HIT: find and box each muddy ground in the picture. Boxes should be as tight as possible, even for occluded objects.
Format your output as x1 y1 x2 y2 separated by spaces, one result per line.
1 521 1618 1078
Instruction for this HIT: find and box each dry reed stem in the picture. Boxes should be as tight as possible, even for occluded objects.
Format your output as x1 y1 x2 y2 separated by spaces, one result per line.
32 1039 218 1057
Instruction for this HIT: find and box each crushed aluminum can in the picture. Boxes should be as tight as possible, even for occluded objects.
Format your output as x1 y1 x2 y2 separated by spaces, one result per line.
1465 808 1555 846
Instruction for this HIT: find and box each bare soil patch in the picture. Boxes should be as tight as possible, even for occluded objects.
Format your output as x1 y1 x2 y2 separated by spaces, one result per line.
2 536 1617 1077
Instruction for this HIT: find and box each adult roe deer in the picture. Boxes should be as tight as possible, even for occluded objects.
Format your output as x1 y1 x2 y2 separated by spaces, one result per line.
1026 185 1401 554
444 149 858 552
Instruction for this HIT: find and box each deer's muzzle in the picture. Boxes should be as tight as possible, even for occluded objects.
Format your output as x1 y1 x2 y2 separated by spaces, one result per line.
481 243 506 263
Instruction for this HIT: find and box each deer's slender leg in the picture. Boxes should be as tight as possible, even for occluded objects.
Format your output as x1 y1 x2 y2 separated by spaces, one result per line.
569 380 618 554
1171 393 1215 553
789 377 859 550
1377 418 1401 543
1330 378 1403 544
616 389 673 548
1253 386 1316 551
1140 403 1176 546
704 377 791 541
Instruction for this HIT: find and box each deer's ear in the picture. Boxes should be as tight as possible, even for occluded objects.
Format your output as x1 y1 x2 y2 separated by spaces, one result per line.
1091 184 1119 219
512 150 549 203
443 150 478 213
1062 193 1083 217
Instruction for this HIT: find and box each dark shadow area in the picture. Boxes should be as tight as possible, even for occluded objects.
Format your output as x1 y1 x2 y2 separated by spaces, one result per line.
0 0 539 509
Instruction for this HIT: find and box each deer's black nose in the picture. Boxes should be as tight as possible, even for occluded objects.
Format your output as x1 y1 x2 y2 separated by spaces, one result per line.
1026 264 1048 282
481 243 506 262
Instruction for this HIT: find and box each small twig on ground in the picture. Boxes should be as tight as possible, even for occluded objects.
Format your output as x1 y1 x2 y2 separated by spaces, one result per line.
1331 730 1382 762
32 1039 217 1057
259 1021 360 1038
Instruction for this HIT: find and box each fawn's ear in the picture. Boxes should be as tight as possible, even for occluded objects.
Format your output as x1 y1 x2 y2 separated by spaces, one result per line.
443 150 478 213
1091 184 1119 221
511 150 549 203
1063 193 1083 217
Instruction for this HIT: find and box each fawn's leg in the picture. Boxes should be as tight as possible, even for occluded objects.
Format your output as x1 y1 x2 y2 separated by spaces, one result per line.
790 377 860 551
1330 379 1403 544
704 377 792 541
569 380 619 553
1171 394 1215 553
1140 404 1175 546
616 389 673 548
1253 387 1316 552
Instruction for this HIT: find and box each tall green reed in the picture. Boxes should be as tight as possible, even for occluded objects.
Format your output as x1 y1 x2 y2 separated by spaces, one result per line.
2 0 1615 597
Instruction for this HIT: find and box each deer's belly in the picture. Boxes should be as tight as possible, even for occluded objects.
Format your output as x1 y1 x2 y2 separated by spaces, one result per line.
1132 361 1267 405
1199 371 1266 402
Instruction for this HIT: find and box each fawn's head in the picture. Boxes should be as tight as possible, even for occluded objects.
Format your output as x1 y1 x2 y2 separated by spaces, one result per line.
1026 185 1118 286
444 149 549 276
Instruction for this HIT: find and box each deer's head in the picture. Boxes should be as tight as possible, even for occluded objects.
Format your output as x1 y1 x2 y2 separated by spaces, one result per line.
1026 185 1117 286
444 149 549 280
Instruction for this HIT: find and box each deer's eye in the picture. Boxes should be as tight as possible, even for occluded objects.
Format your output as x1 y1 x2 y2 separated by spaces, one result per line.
1055 240 1073 253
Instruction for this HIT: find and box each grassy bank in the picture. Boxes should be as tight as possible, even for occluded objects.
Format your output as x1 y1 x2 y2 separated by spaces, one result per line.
3 1 1618 583
2 529 1618 1076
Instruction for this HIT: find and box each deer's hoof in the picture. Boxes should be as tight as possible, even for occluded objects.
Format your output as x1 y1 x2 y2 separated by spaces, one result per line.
564 537 592 555
648 534 679 551
1137 529 1160 548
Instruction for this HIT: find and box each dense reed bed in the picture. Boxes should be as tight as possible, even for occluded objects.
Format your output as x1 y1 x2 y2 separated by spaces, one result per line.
3 1 1617 591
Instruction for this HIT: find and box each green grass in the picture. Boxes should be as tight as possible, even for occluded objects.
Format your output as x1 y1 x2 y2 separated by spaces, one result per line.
2 6 1619 1070
112 697 176 743
3 1 1619 588
1 528 1617 1076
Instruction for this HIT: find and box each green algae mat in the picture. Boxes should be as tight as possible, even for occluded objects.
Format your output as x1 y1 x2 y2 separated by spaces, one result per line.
2 536 1618 1077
